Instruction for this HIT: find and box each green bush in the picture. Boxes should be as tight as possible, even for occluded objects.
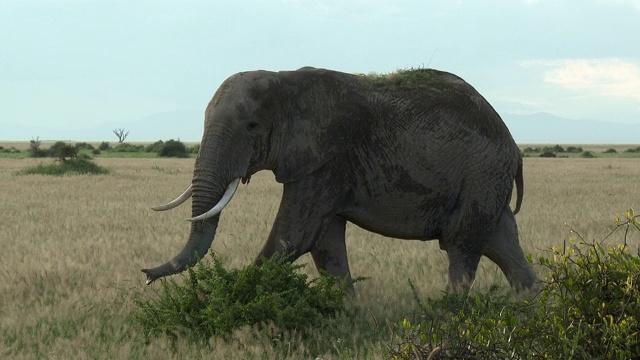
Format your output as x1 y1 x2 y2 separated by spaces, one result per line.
145 140 164 153
157 139 189 158
92 149 101 155
113 143 144 152
624 146 640 153
98 141 111 151
17 158 109 176
189 144 200 154
539 151 556 158
29 149 49 157
542 144 565 153
580 150 596 158
533 224 640 359
131 255 357 343
390 209 640 360
75 142 94 150
566 146 583 153
1 146 21 154
522 147 541 153
603 148 618 154
390 285 537 359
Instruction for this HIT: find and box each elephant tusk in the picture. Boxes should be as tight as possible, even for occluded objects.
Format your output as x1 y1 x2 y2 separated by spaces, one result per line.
151 185 193 211
187 178 240 222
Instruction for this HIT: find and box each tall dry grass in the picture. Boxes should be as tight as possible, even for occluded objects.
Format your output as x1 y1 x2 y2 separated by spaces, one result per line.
1 156 639 359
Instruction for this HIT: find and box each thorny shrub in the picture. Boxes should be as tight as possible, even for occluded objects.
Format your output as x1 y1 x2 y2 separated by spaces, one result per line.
390 209 640 360
131 254 361 344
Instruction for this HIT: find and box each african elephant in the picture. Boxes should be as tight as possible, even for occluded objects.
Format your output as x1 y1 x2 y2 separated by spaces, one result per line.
143 67 537 292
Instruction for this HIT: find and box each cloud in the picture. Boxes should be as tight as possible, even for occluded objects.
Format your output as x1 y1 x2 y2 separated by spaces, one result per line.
496 96 552 114
544 58 640 100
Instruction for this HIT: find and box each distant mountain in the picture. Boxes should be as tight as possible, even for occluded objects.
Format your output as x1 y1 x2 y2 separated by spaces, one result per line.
1 109 204 142
1 110 637 144
96 109 205 142
502 112 638 144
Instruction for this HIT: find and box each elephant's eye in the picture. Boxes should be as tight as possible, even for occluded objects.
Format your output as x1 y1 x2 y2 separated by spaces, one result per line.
247 121 260 132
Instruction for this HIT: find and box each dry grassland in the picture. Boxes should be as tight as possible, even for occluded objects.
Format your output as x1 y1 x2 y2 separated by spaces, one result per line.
1 156 639 359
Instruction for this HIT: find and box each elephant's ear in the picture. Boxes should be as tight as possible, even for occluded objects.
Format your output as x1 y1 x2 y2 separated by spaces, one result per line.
274 71 370 183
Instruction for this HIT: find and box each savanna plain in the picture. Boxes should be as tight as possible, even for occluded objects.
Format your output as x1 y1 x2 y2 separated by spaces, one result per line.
1 144 639 359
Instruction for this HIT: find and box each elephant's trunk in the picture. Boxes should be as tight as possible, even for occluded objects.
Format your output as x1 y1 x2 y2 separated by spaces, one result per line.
142 129 247 284
142 217 219 284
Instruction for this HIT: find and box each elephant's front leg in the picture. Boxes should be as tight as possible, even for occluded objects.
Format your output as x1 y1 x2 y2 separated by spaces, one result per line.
309 217 354 294
255 180 345 268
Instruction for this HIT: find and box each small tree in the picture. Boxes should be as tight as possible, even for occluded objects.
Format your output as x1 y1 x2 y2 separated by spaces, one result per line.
113 128 129 143
49 141 77 162
29 137 48 157
30 137 41 152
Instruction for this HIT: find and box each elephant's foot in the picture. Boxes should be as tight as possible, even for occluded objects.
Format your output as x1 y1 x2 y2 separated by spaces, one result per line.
310 217 355 296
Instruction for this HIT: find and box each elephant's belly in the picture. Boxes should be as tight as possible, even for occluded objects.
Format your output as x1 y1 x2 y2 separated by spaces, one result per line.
341 195 447 240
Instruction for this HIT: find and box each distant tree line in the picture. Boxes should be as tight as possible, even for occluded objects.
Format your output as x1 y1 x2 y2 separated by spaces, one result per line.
26 138 198 159
521 144 640 158
0 146 21 154
29 138 92 162
522 145 584 154
97 139 199 157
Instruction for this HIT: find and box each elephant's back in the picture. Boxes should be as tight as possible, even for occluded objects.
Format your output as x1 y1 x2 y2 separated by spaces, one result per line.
349 68 512 142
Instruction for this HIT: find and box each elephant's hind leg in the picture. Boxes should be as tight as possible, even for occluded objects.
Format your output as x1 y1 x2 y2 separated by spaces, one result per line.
310 217 354 294
446 247 483 292
440 209 490 292
483 209 537 291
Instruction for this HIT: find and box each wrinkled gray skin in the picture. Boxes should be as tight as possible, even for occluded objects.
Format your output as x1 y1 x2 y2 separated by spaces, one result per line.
143 67 537 292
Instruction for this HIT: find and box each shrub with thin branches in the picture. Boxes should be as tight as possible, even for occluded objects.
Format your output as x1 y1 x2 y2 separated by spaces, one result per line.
131 255 361 343
390 209 640 360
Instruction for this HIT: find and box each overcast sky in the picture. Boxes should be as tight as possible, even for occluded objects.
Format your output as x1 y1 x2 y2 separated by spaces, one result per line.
1 0 639 141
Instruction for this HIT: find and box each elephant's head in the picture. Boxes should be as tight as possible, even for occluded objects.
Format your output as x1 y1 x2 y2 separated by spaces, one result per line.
142 68 367 284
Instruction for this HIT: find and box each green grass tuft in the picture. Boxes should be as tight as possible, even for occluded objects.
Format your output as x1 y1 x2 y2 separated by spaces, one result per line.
358 68 452 91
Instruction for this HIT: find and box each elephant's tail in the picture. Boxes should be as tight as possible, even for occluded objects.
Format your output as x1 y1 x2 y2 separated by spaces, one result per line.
513 156 524 215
